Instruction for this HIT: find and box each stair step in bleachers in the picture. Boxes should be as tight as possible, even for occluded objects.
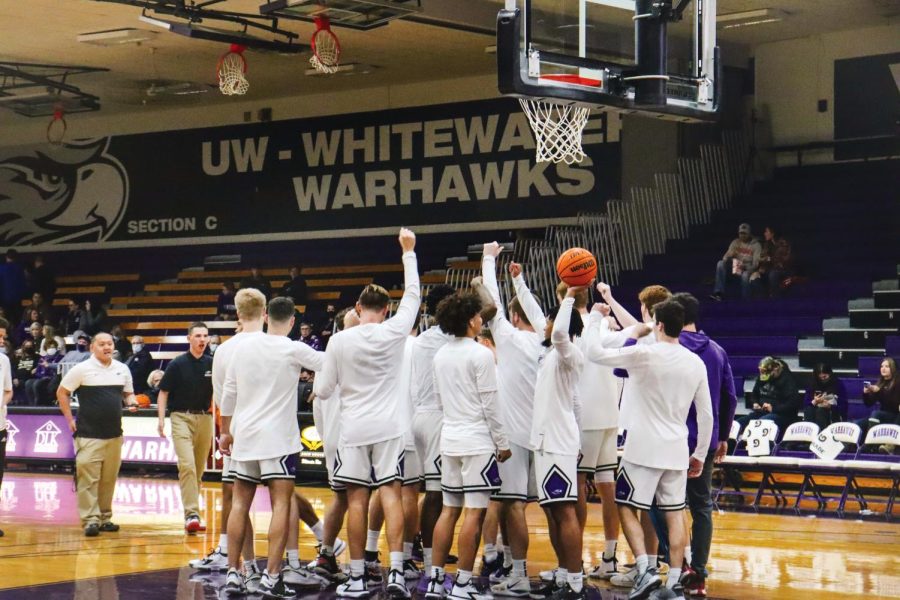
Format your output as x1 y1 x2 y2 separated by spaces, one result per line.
799 347 887 370
874 290 900 308
823 328 897 348
111 295 216 306
849 308 898 329
120 321 237 333
108 307 218 318
57 274 140 284
177 264 403 280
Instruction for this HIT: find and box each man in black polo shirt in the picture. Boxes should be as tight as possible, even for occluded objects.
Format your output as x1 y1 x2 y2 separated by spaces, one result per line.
57 333 138 537
157 322 214 534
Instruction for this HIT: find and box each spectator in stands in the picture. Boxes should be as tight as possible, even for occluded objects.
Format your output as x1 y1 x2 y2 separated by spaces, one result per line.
15 310 41 345
208 334 221 356
297 369 315 413
737 356 800 432
858 358 900 435
298 322 323 351
59 299 85 336
217 282 237 321
27 255 56 301
802 363 847 430
753 225 793 298
25 339 62 405
125 335 154 394
0 250 27 321
240 265 271 300
26 293 53 324
60 332 91 365
710 223 762 301
13 340 37 403
109 325 131 362
317 303 337 348
27 322 43 348
280 266 308 307
39 325 66 357
81 298 107 335
146 369 164 405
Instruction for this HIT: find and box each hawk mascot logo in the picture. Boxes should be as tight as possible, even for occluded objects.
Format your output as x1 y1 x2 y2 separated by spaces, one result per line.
0 138 128 245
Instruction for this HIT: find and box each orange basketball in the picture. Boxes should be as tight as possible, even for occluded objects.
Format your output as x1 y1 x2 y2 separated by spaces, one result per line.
556 247 597 287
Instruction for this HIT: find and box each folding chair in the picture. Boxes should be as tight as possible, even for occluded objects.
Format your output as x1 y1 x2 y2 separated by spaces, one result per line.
840 424 900 520
716 420 779 510
755 422 820 507
793 422 862 516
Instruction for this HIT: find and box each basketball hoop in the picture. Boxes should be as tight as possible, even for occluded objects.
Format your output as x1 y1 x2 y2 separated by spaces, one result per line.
309 16 341 74
46 108 67 146
520 98 590 165
217 44 249 96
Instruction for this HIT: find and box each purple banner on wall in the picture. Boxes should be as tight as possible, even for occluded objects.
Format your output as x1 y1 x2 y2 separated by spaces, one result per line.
4 414 176 464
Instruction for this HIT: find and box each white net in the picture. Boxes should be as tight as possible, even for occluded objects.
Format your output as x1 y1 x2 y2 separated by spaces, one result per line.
519 99 591 164
310 30 340 74
218 52 249 96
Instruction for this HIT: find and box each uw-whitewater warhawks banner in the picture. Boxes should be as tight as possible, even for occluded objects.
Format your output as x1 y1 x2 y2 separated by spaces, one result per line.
0 98 621 250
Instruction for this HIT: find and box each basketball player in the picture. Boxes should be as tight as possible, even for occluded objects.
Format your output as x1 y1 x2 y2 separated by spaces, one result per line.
311 307 360 582
410 284 456 578
473 243 546 598
189 289 264 581
399 320 424 580
0 319 14 539
425 292 510 600
313 228 420 599
584 300 713 600
526 287 586 600
556 282 621 579
219 296 325 598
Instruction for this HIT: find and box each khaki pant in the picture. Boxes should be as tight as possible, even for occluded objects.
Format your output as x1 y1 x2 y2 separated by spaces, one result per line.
75 436 123 526
170 412 214 520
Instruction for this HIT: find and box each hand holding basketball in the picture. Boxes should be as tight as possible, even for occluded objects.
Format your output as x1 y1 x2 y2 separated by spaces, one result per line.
483 241 502 258
509 262 523 278
557 248 597 287
566 285 589 298
398 228 416 252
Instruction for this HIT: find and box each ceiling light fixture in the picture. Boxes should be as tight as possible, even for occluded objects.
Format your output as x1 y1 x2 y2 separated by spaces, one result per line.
717 8 787 29
78 27 158 46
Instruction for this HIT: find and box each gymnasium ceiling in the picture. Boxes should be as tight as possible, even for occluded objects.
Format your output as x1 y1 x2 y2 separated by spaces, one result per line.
0 0 897 119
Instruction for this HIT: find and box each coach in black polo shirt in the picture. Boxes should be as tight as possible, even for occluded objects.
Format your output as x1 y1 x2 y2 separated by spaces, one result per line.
157 322 214 534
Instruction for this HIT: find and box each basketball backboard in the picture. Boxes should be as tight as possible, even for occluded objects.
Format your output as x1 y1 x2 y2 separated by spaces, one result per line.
259 0 421 30
498 0 720 122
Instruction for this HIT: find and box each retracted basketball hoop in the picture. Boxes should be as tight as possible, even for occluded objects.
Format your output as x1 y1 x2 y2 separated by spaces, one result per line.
310 16 341 74
520 75 599 165
217 44 249 96
46 107 67 146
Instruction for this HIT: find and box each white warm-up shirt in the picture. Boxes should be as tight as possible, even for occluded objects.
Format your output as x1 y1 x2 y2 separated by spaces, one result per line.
314 251 420 447
575 313 621 430
433 337 507 456
221 335 324 461
0 354 13 431
530 297 584 455
482 254 545 449
399 335 416 450
212 331 265 407
585 333 713 470
410 326 453 414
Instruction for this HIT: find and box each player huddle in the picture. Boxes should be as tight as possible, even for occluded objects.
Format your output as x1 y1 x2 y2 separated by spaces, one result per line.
200 229 735 600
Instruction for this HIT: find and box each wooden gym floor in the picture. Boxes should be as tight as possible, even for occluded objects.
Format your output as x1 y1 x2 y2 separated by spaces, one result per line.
0 473 898 599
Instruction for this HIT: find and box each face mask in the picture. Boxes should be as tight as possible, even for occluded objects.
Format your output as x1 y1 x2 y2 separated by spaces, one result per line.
132 344 143 353
47 348 58 356
0 347 7 355
77 343 88 351
209 343 219 352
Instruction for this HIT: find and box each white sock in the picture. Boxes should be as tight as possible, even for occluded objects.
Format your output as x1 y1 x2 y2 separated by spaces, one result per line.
390 551 404 573
244 560 256 573
567 571 583 593
503 545 513 568
484 543 498 562
496 533 504 547
287 549 300 569
219 534 229 555
668 567 682 589
424 548 433 574
321 544 334 556
403 542 413 561
636 554 650 575
431 566 444 580
684 545 693 566
603 540 617 560
366 529 381 554
310 520 325 542
512 559 527 578
456 569 472 587
263 568 278 581
350 559 365 577
556 568 568 586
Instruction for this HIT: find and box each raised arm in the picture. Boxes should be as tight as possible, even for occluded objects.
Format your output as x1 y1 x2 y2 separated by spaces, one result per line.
596 282 639 328
481 243 505 313
293 341 325 372
384 228 421 336
512 265 547 334
551 296 578 364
